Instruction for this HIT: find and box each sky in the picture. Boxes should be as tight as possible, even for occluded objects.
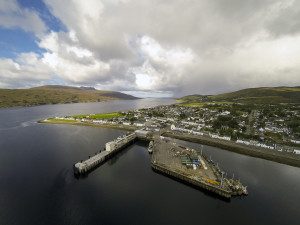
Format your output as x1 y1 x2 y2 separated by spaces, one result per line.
0 0 299 97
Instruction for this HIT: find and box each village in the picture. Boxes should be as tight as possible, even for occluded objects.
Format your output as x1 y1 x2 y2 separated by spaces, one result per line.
51 102 300 155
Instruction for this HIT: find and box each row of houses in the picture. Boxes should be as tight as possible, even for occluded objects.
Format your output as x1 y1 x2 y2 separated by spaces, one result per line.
170 124 232 141
209 134 231 141
291 139 300 144
170 124 204 136
235 139 300 155
236 139 275 150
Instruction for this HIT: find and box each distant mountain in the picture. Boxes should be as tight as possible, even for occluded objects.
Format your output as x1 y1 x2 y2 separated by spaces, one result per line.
178 86 300 104
0 85 138 108
79 86 96 90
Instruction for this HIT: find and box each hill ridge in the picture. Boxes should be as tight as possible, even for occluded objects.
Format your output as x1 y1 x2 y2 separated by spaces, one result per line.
178 86 300 104
0 85 138 108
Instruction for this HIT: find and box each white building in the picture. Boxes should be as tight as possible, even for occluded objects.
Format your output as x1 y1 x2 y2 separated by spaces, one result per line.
133 122 145 127
294 149 300 154
291 140 300 144
106 133 136 152
210 134 231 141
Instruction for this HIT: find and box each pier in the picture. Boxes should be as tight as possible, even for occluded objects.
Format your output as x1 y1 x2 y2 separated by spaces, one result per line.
151 137 247 198
74 132 137 175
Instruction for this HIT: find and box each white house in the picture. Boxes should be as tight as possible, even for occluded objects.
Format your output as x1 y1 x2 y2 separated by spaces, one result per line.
291 140 300 144
294 149 300 154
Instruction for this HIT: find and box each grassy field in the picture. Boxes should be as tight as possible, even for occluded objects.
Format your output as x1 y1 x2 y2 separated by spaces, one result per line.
45 118 77 123
73 112 124 120
40 117 135 131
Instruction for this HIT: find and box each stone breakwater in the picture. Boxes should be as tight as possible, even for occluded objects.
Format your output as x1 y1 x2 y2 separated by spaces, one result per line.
74 132 137 175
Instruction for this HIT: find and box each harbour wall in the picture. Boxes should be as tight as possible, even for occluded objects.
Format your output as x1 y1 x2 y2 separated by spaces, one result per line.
151 162 232 199
74 133 137 175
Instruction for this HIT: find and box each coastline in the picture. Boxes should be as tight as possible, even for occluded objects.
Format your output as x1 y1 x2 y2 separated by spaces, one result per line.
38 120 136 131
0 98 127 109
39 119 300 168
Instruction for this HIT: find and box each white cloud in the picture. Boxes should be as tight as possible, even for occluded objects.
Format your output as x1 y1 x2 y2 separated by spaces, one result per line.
39 31 111 83
135 74 153 90
42 0 300 95
127 35 197 92
0 0 300 96
179 32 300 95
0 52 53 88
0 0 47 36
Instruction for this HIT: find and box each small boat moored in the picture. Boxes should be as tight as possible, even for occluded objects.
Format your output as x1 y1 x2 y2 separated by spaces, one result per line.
148 141 154 154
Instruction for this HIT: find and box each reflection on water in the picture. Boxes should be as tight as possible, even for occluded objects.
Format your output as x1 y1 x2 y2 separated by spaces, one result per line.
0 99 299 225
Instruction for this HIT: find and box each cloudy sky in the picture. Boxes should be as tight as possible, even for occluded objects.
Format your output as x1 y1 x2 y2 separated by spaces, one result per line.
0 0 299 97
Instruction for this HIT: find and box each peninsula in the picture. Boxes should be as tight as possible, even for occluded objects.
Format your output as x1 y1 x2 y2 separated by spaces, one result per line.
0 85 138 108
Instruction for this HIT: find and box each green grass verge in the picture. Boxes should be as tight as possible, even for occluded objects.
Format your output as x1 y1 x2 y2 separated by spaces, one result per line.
46 118 77 123
73 112 123 120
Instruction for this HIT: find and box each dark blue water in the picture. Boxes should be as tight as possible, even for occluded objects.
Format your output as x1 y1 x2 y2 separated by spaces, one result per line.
0 99 299 225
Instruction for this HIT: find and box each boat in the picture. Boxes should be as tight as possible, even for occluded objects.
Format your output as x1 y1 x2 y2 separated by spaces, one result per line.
148 141 154 154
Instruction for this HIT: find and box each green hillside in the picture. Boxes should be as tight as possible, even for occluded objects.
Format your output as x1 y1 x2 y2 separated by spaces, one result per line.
178 95 209 103
0 85 138 108
178 87 300 104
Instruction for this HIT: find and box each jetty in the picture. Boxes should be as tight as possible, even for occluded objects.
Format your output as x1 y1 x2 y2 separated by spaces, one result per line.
74 132 136 174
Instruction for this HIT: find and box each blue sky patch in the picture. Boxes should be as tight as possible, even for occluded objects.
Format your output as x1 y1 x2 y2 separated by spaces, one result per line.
0 28 45 58
17 0 66 32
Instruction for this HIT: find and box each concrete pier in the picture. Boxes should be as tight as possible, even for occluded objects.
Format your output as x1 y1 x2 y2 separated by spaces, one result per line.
151 137 247 198
74 132 137 175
